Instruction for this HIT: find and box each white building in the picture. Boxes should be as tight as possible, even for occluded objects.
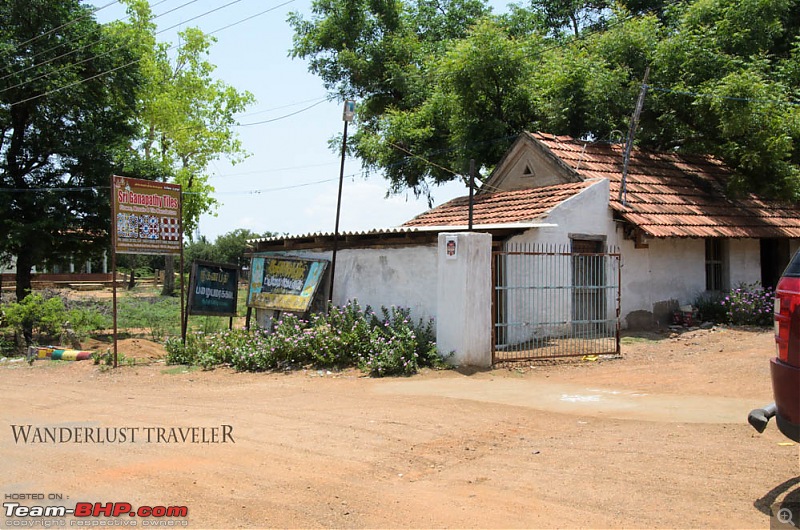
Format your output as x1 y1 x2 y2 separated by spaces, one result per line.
249 132 800 364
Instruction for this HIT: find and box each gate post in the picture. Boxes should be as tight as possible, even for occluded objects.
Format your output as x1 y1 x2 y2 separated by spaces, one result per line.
436 232 492 367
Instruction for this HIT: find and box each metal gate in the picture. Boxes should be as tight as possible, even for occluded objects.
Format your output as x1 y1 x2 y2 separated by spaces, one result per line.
492 243 621 364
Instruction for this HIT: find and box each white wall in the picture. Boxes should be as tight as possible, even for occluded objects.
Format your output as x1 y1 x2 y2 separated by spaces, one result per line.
254 245 438 323
616 237 706 325
436 233 492 366
728 239 762 287
498 178 786 328
501 179 618 339
509 179 614 247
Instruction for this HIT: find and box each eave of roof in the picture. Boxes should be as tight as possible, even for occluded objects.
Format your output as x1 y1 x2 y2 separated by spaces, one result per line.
403 180 596 228
247 223 555 252
528 132 800 239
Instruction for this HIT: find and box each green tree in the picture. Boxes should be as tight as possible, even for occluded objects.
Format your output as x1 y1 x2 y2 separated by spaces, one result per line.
111 0 255 295
213 229 275 269
528 0 611 38
290 0 492 196
184 236 219 269
292 0 800 201
0 0 141 301
183 229 275 273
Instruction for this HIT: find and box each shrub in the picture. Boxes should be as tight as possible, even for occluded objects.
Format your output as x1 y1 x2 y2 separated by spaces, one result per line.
165 301 447 377
2 293 67 339
164 335 198 365
356 306 443 376
693 292 728 323
65 308 110 340
720 282 775 327
0 335 16 357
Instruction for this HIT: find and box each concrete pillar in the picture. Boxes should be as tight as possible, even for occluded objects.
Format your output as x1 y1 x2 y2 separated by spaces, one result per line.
102 251 108 274
436 232 492 367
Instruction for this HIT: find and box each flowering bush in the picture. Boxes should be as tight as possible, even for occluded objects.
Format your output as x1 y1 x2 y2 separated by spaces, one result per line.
720 282 775 327
166 301 448 377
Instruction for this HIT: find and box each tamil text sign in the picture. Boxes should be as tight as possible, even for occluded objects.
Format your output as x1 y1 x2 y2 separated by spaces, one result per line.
188 261 239 317
113 176 182 255
247 256 328 312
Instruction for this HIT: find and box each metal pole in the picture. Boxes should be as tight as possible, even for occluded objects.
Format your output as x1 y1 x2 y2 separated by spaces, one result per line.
468 159 475 231
112 240 118 368
179 191 186 345
329 101 354 305
110 174 118 369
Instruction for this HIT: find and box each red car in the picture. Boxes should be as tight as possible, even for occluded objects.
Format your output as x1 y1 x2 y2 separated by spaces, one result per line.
748 254 800 442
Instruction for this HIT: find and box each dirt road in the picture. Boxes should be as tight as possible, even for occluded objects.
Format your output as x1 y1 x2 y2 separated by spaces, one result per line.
1 327 798 528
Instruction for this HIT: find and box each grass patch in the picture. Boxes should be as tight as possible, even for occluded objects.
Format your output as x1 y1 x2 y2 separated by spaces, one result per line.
161 365 201 375
620 334 663 345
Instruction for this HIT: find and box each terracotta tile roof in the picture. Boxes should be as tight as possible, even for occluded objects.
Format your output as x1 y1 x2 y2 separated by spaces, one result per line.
529 132 800 238
403 180 596 227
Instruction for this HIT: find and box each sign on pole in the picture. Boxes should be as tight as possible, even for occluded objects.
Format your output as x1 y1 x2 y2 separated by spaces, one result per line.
112 176 182 255
188 261 239 317
247 256 328 313
110 175 183 368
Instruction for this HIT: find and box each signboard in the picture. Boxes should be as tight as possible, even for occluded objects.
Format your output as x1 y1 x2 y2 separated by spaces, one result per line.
112 176 182 255
188 261 239 317
445 235 458 260
247 256 328 312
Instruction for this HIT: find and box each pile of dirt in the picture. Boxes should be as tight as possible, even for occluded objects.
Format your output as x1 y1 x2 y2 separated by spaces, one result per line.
82 337 167 361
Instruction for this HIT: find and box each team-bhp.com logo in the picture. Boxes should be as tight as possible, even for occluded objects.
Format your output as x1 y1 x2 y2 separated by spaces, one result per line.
4 502 188 526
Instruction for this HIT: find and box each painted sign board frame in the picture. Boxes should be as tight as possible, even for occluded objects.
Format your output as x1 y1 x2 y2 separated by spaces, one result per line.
247 255 328 312
112 176 182 255
187 261 239 317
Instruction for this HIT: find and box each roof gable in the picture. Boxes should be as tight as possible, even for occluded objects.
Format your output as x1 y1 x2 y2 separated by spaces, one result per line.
482 133 583 193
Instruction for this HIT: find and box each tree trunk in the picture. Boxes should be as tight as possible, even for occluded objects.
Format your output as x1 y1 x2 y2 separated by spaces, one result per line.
14 250 34 345
127 268 136 290
161 255 175 296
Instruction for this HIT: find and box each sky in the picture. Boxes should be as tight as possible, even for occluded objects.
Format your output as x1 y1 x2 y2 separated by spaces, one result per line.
89 0 484 241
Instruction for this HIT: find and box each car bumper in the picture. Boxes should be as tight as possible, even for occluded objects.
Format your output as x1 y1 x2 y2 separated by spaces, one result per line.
771 357 800 442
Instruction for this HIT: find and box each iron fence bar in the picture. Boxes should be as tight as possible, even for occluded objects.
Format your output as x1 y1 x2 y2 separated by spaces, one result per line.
491 244 621 363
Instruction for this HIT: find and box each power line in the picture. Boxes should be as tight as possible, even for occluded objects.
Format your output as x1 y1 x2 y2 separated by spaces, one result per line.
1 0 227 95
237 98 331 126
209 160 339 179
6 0 120 53
5 0 296 108
0 0 172 83
236 95 330 119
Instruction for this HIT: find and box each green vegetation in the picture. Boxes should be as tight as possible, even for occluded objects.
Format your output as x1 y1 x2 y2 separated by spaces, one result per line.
291 0 800 201
620 335 660 345
693 292 728 324
161 365 201 375
165 301 448 377
2 293 108 345
1 0 254 305
0 0 142 301
688 282 775 327
721 283 775 327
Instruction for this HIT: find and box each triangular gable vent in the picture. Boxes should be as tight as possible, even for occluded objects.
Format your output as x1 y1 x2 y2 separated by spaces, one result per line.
522 164 535 177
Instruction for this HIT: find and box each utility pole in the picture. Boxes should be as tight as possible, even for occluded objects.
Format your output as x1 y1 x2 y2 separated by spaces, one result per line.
468 159 475 230
329 100 355 305
619 66 650 206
